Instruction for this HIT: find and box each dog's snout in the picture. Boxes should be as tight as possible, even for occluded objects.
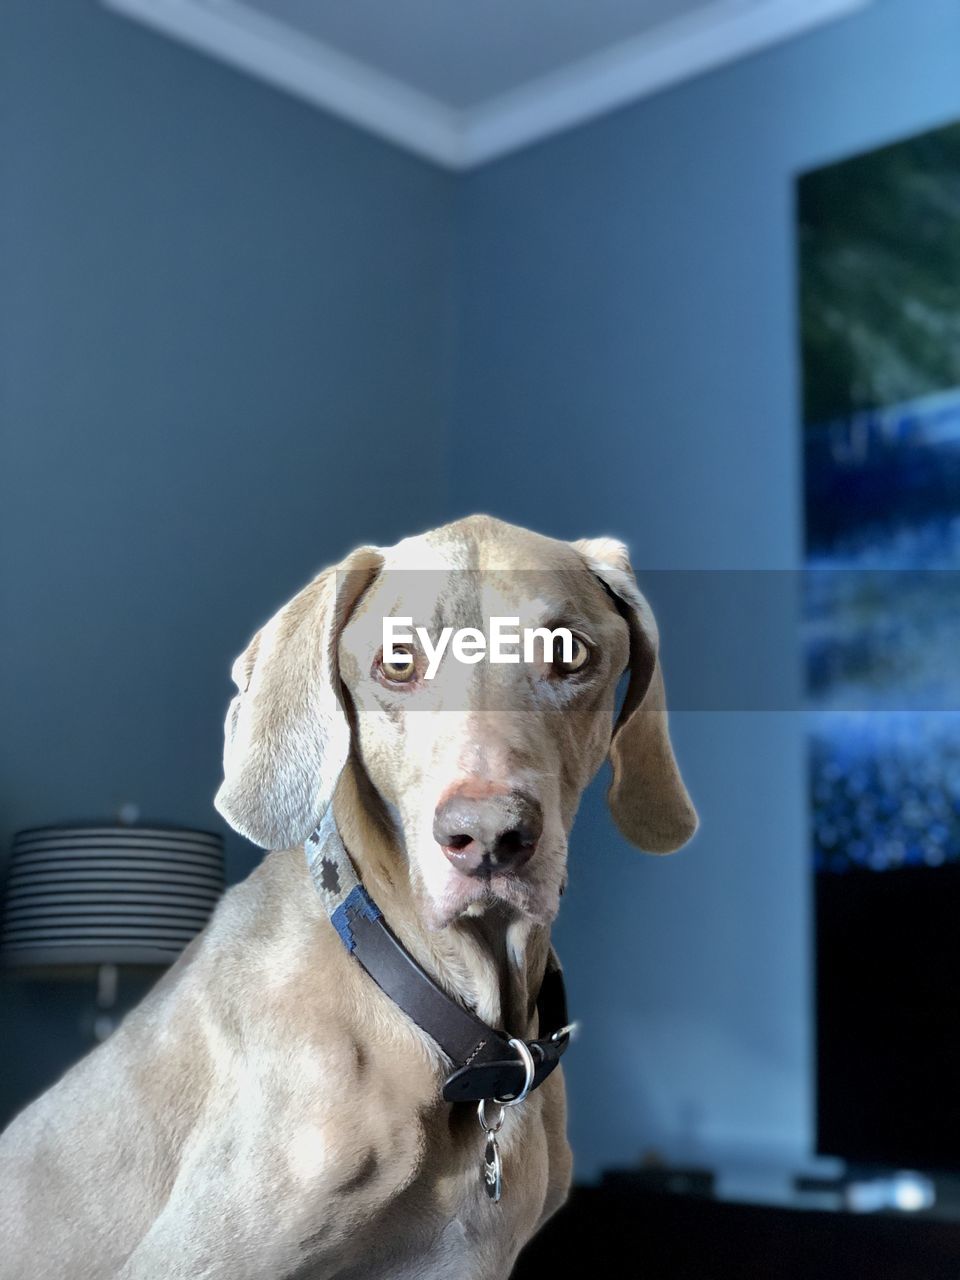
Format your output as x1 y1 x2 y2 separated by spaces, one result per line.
433 792 543 876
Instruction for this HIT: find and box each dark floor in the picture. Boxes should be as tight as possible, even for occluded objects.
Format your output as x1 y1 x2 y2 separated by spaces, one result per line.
511 1184 960 1280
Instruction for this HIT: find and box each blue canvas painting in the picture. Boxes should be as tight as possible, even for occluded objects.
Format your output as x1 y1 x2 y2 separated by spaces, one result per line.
799 124 960 875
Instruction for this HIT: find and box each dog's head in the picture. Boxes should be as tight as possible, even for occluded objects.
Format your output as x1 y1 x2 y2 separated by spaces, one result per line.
215 516 697 929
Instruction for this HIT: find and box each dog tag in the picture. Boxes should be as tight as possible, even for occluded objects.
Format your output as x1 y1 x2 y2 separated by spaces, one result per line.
482 1133 502 1202
478 1099 506 1203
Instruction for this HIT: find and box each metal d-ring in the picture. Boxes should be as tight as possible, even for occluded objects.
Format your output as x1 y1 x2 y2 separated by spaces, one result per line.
494 1037 536 1108
476 1038 536 1136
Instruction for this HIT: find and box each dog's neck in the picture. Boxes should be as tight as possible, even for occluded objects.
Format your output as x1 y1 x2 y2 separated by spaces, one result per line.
331 764 551 1038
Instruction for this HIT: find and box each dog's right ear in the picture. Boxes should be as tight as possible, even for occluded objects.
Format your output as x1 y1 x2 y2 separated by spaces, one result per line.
573 537 698 854
214 546 383 850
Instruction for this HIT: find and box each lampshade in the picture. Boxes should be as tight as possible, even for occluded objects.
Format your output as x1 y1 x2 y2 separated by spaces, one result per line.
0 825 225 969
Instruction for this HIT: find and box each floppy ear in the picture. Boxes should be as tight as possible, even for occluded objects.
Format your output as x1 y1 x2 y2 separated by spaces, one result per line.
214 546 383 850
573 537 698 853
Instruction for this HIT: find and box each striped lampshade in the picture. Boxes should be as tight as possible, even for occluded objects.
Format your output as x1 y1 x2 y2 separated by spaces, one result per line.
0 825 225 969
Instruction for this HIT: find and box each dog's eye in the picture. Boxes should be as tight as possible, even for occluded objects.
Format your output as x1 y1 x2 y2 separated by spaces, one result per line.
554 636 591 675
380 650 418 683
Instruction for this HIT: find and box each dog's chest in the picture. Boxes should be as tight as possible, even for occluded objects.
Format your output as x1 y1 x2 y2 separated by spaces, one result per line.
362 1121 551 1280
289 1098 558 1280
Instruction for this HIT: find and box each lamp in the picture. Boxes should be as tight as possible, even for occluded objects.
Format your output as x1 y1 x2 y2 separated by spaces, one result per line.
0 824 225 1037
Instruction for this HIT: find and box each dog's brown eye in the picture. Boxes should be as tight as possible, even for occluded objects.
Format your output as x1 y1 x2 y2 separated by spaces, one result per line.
554 636 591 675
380 650 417 683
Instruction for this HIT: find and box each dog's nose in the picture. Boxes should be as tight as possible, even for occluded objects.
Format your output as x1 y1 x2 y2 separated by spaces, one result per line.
433 792 543 876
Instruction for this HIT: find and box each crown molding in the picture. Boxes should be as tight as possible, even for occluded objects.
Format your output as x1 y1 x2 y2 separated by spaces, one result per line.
102 0 872 170
461 0 872 168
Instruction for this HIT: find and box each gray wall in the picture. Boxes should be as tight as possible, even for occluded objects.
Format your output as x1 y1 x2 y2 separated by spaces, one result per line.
453 0 960 1178
3 0 960 1184
0 0 455 1116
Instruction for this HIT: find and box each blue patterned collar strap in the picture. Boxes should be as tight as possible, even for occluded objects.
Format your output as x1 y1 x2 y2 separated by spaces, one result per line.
305 807 380 954
303 810 575 1105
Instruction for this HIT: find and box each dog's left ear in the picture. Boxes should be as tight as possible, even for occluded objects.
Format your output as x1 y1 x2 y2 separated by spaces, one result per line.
214 545 383 850
573 537 698 853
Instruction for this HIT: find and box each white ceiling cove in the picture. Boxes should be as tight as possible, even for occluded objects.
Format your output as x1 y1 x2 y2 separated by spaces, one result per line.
101 0 872 168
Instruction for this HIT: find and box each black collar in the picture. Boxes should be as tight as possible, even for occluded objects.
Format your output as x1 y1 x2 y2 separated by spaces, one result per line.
305 814 575 1104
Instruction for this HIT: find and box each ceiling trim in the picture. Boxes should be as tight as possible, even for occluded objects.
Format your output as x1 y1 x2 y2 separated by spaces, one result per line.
102 0 873 170
462 0 872 168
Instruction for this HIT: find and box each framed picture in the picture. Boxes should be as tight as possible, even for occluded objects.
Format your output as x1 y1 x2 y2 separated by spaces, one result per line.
799 120 960 1166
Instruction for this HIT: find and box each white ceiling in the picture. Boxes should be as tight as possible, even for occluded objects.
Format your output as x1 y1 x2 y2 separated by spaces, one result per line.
102 0 872 168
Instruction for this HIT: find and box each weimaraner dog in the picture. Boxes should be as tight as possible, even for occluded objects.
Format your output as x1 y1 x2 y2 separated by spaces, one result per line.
0 515 697 1279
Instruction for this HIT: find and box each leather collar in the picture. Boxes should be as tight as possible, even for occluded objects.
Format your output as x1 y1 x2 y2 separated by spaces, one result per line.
305 810 575 1104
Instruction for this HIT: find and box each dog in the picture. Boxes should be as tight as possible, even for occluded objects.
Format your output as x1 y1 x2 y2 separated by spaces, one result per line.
0 515 697 1279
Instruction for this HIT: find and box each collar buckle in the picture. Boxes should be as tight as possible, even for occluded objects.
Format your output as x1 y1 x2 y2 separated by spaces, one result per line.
550 1021 580 1043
